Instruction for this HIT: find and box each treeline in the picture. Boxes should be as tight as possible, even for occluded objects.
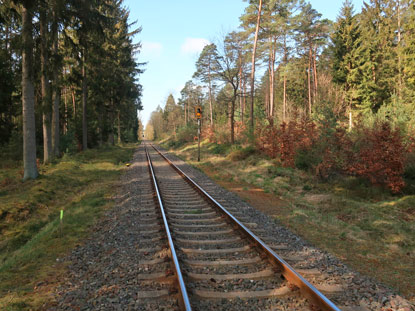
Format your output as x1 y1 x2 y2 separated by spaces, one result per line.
0 0 143 180
148 0 415 192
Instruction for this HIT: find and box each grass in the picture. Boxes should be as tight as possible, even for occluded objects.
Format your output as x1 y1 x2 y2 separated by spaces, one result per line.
162 139 415 301
0 144 137 310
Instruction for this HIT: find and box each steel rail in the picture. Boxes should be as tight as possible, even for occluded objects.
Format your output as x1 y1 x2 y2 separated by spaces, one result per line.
151 144 342 311
144 145 192 311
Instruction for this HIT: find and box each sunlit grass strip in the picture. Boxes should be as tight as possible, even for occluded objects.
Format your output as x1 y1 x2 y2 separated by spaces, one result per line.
0 144 137 310
164 139 415 300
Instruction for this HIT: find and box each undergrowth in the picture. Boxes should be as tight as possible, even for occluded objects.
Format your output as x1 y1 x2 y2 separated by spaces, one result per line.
163 137 415 299
0 144 137 310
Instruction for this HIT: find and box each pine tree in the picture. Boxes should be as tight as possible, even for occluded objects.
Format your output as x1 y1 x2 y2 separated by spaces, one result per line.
241 0 263 132
403 1 415 101
193 44 218 128
294 3 329 115
20 0 39 179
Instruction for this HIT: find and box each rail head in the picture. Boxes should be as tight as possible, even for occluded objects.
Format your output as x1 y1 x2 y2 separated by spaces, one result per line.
150 144 341 311
144 145 192 311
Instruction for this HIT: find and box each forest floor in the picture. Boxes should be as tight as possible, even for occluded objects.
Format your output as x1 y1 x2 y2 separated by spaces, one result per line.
161 139 415 302
0 144 137 310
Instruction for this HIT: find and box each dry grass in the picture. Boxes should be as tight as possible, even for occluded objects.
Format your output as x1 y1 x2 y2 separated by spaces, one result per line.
165 139 415 301
0 144 137 310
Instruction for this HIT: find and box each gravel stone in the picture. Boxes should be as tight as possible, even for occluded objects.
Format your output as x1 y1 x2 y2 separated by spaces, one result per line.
48 145 415 311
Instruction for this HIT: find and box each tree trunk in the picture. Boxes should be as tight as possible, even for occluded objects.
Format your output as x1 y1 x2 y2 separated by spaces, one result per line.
208 60 214 128
269 37 276 118
82 52 88 150
108 131 114 145
265 68 270 117
230 97 235 144
71 86 76 118
187 100 190 123
184 100 187 124
52 91 60 156
313 45 318 104
249 0 263 132
98 107 103 146
397 0 402 99
51 3 60 157
283 34 287 122
40 8 52 163
307 43 312 116
283 76 287 121
63 87 68 134
242 75 246 123
22 5 38 180
117 110 121 144
239 65 243 120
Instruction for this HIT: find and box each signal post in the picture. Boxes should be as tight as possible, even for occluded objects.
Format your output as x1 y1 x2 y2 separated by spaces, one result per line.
195 106 202 162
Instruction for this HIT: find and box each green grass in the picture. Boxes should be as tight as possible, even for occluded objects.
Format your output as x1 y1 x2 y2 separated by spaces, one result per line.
0 144 137 310
165 138 415 300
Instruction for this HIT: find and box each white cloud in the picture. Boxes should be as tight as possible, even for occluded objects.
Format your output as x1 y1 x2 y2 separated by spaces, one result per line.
141 41 163 57
181 38 210 55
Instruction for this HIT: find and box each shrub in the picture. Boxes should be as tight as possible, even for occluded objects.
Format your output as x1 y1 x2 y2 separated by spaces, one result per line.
60 130 78 154
210 143 231 155
215 126 231 144
176 124 197 144
234 121 248 143
404 152 415 181
257 118 318 167
227 145 256 161
204 126 216 143
0 129 23 166
348 122 406 193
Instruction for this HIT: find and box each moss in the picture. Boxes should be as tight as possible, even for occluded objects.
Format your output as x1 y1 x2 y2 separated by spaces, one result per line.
0 144 137 309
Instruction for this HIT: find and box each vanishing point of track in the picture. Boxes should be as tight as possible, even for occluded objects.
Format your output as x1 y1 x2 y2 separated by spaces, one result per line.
141 142 341 311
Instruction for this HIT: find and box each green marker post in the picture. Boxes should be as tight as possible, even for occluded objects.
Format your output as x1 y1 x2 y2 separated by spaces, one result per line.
60 210 63 237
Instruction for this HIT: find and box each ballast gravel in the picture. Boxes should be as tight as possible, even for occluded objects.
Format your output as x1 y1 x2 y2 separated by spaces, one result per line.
48 144 415 311
158 145 415 311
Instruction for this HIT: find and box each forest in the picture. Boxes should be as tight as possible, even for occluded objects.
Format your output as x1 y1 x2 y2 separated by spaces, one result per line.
0 0 143 180
147 0 415 194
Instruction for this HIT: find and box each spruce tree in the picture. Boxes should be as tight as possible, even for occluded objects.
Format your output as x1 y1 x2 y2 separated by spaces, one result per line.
356 0 398 114
331 0 360 128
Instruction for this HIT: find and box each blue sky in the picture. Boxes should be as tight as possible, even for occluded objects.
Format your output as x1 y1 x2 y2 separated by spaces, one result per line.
124 0 364 127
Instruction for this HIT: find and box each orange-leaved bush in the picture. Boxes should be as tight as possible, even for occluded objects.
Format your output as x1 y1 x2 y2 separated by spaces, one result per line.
349 122 406 193
257 118 317 167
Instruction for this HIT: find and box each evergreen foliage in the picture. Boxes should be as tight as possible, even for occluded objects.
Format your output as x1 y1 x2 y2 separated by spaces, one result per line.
0 0 143 178
148 0 415 193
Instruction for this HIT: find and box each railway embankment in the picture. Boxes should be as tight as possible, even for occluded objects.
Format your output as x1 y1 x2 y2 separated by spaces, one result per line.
162 139 415 304
0 144 137 310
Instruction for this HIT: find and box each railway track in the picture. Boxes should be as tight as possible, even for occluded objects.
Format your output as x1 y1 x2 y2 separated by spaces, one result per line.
138 142 342 311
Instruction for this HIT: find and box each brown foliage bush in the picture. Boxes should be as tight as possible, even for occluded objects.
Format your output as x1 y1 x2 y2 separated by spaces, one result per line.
204 126 216 143
348 122 406 193
234 121 248 143
257 118 317 167
257 118 406 193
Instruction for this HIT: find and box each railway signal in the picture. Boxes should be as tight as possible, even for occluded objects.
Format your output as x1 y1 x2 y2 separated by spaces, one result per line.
195 106 202 119
195 106 202 161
